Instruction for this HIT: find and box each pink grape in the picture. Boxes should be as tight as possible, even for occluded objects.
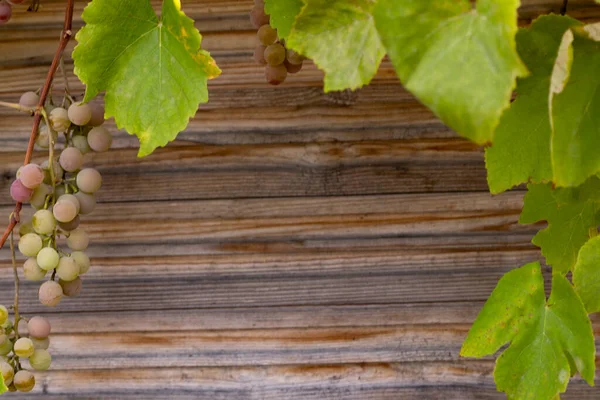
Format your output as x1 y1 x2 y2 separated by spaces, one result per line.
59 147 83 172
76 168 102 193
67 102 92 126
74 191 96 214
19 163 44 189
58 215 80 232
10 179 32 202
87 126 112 152
38 281 63 307
60 277 82 297
250 5 269 28
28 316 51 339
88 103 105 126
253 45 267 65
285 60 303 74
52 199 78 223
265 64 287 85
19 91 39 108
0 2 11 25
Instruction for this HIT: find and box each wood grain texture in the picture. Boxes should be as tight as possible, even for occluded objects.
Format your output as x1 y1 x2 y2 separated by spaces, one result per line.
1 0 599 398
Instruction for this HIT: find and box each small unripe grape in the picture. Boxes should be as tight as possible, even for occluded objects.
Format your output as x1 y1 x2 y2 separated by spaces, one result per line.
19 91 39 108
30 337 49 350
57 256 79 281
257 24 277 46
0 305 7 325
30 184 51 210
71 251 91 274
27 316 51 339
264 43 286 66
87 126 112 152
29 349 52 371
23 258 47 281
58 215 80 232
265 64 287 85
68 102 92 126
72 135 91 154
0 360 13 386
49 107 70 132
0 2 12 25
14 337 34 358
76 168 102 193
0 336 12 356
37 247 59 271
39 280 63 307
59 147 83 172
74 192 96 215
253 45 267 65
36 125 58 149
10 179 33 202
13 370 35 392
250 5 269 28
60 277 82 296
67 228 89 251
18 233 42 257
32 209 56 235
53 199 77 223
89 103 105 126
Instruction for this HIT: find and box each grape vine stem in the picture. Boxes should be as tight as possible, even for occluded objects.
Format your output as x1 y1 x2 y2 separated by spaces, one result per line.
0 0 75 251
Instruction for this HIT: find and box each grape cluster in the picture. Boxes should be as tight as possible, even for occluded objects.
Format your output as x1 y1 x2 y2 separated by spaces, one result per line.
250 0 306 85
10 91 111 309
0 308 52 392
0 0 25 25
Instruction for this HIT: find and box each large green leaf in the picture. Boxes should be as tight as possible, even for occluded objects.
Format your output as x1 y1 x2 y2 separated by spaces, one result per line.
265 0 303 40
73 0 221 157
573 235 600 313
373 0 527 144
520 178 600 273
286 0 385 92
551 29 600 187
462 262 595 400
485 16 580 194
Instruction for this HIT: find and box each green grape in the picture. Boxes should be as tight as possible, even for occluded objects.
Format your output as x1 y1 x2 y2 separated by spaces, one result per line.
76 168 102 194
264 43 286 66
72 135 91 154
0 305 7 325
53 199 78 223
257 24 277 46
32 209 56 235
39 281 63 307
29 349 51 371
49 107 70 132
71 251 91 274
0 334 6 346
13 337 34 358
56 256 79 281
18 233 42 257
67 228 89 251
59 147 84 172
30 337 49 350
0 337 12 356
54 184 67 198
0 360 13 386
23 258 47 281
13 370 35 392
30 184 51 210
74 192 96 215
37 247 59 271
18 219 34 236
60 277 82 297
68 102 92 126
27 316 51 339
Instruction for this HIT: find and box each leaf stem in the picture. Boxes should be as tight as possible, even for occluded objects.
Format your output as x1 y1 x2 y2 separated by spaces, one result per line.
9 231 20 344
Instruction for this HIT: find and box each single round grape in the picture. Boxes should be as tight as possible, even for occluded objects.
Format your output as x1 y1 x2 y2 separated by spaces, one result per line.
30 337 49 350
87 126 112 152
23 258 47 281
286 49 305 65
27 316 51 339
71 251 91 274
10 179 33 202
32 209 56 235
0 2 12 25
74 192 96 215
52 199 77 223
30 184 51 210
49 107 70 132
0 360 13 386
29 349 51 371
72 135 91 154
60 277 82 297
285 60 302 74
0 305 7 325
13 370 35 392
265 64 287 85
68 102 92 126
76 168 102 193
56 256 79 281
18 233 42 257
58 215 80 232
19 91 39 108
41 158 62 183
67 228 89 251
37 247 59 271
264 43 286 66
0 336 12 355
54 184 66 198
59 147 83 172
250 5 269 28
59 194 81 213
257 24 277 46
18 219 34 236
14 337 34 358
89 103 105 126
39 281 63 307
253 45 267 65
36 125 57 149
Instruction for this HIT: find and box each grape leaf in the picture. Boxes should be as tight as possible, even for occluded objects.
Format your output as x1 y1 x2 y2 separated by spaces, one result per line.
461 262 595 400
73 0 221 157
519 178 600 274
573 235 600 313
286 0 385 92
0 372 6 395
373 0 527 144
485 16 580 194
265 0 303 40
551 29 600 187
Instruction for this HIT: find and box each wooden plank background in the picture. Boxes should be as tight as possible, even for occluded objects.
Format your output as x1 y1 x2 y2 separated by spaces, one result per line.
1 0 599 398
